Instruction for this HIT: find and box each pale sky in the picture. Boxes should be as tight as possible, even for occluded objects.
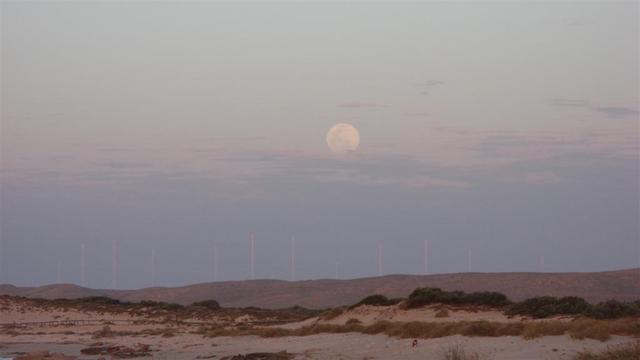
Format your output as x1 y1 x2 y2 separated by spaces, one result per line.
1 1 638 289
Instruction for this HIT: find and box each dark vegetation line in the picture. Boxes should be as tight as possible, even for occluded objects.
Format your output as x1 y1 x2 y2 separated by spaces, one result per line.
3 285 639 320
0 295 322 324
351 287 640 319
197 317 640 342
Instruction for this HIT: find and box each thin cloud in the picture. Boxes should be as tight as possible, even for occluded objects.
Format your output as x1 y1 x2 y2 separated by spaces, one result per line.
592 107 639 118
295 155 469 189
186 147 226 154
432 125 514 137
94 161 153 169
563 18 587 27
338 102 383 108
456 127 637 164
414 80 444 95
212 154 285 163
404 111 429 117
508 172 563 185
549 98 638 118
550 98 589 107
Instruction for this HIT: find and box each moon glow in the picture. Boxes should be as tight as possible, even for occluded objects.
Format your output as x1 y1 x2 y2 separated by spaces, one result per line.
326 123 360 154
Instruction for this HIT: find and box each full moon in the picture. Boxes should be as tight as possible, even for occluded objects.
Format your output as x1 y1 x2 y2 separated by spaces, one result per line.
326 123 360 154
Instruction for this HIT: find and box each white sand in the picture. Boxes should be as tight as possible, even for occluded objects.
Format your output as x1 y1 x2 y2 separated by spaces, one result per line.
1 332 634 360
0 298 635 359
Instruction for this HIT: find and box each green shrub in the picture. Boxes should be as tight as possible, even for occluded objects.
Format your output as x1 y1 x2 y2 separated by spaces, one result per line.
191 299 221 310
588 300 640 319
137 300 184 311
507 297 638 319
350 294 402 309
139 300 161 307
463 291 511 307
507 296 564 318
78 296 121 305
406 288 449 308
554 297 592 315
161 302 184 311
405 287 511 309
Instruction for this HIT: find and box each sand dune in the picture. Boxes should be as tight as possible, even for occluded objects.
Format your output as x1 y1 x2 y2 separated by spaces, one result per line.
0 296 637 360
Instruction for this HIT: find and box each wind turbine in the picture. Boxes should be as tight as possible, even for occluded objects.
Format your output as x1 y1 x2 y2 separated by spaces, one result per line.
290 236 296 281
423 239 428 275
249 233 255 280
57 258 62 284
81 243 86 287
212 242 218 282
151 248 156 287
377 242 383 276
111 238 117 288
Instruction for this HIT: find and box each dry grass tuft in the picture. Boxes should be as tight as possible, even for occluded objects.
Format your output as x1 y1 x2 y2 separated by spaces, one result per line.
567 318 640 341
321 307 346 320
200 317 639 342
441 343 481 360
573 341 640 360
92 325 114 339
521 321 567 340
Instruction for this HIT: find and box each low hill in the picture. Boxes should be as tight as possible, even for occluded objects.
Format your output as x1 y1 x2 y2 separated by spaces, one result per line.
1 269 638 309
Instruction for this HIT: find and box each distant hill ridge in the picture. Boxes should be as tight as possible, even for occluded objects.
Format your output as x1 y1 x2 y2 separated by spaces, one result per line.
1 269 638 309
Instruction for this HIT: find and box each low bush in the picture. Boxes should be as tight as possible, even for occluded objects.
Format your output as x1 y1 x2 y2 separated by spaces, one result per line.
507 296 579 318
587 300 640 319
136 300 184 311
191 299 221 310
405 287 511 309
139 300 161 307
350 294 402 309
78 296 121 305
160 302 184 312
507 297 639 319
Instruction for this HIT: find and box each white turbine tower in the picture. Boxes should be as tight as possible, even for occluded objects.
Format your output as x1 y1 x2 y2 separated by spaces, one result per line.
423 239 429 275
57 258 62 284
377 242 383 276
212 242 218 282
334 245 343 279
151 248 156 287
0 236 4 283
249 233 255 280
467 248 471 273
290 236 296 281
80 243 86 287
111 238 117 288
539 255 545 273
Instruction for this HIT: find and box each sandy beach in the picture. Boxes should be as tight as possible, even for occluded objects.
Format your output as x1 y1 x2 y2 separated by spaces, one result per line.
1 296 637 359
